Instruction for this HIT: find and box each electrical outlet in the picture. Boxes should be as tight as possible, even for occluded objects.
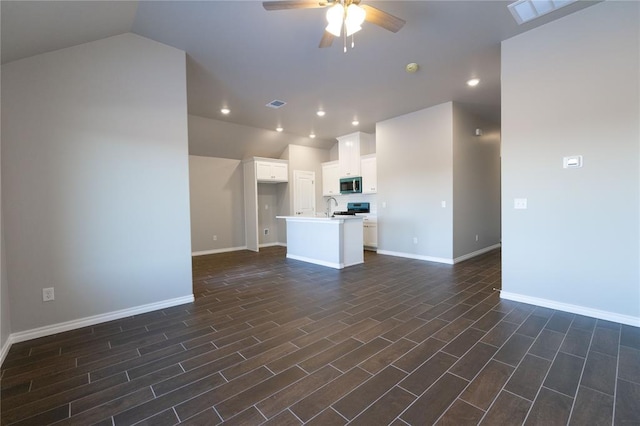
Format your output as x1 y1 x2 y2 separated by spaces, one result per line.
213 235 217 241
514 198 528 209
264 228 269 235
43 287 55 302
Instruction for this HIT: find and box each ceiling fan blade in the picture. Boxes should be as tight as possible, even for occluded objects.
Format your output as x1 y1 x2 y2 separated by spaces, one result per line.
360 4 406 33
263 1 329 10
319 30 334 48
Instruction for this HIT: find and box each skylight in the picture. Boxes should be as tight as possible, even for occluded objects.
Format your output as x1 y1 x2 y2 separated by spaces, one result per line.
508 0 578 25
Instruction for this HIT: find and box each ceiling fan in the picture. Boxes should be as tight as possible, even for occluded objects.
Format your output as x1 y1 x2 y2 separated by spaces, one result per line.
262 0 406 51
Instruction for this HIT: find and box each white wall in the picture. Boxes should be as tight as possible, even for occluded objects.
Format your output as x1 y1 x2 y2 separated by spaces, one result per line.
501 1 640 324
376 103 454 260
376 102 501 263
189 156 245 253
452 104 501 258
1 33 193 334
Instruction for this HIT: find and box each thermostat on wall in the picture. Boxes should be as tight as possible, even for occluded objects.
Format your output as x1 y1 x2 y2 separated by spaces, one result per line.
563 155 583 169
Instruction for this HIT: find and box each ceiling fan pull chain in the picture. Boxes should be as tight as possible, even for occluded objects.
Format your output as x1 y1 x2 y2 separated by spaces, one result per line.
343 21 347 52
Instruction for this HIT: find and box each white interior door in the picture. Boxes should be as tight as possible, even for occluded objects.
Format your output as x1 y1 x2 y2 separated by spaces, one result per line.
293 170 316 216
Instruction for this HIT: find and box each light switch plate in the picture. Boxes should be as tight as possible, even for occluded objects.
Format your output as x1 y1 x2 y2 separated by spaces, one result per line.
514 198 527 209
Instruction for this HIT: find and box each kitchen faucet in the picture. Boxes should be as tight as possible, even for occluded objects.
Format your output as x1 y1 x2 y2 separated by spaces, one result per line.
326 197 338 217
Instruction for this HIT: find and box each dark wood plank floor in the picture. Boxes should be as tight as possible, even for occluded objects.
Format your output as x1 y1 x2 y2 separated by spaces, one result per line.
1 247 639 425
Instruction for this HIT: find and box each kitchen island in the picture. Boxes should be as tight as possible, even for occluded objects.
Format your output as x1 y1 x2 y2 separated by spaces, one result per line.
276 216 364 269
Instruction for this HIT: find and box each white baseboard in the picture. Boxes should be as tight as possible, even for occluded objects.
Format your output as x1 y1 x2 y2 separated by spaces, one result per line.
286 254 344 269
192 246 247 256
453 244 502 264
0 337 12 366
259 242 286 248
376 250 454 265
5 295 195 351
192 244 287 256
377 244 501 265
500 291 640 327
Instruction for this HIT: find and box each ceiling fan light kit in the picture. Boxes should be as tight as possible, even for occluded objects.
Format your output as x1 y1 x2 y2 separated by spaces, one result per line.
263 0 405 51
345 4 366 37
325 4 344 37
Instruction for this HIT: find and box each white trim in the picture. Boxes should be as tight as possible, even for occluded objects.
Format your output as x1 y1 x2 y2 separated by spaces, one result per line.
453 244 502 264
192 246 247 256
259 242 286 248
6 295 195 345
376 250 454 265
376 244 501 265
286 254 344 269
500 291 640 327
1 337 12 366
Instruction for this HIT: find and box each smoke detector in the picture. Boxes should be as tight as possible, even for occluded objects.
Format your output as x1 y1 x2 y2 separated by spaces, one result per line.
405 63 419 73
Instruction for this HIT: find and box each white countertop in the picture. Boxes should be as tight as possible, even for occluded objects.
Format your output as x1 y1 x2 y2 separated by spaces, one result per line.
276 215 364 222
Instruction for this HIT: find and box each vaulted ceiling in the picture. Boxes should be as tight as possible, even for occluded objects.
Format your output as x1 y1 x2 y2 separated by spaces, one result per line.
2 1 599 142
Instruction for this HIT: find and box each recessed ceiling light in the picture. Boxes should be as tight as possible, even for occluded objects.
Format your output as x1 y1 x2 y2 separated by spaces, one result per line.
352 120 359 126
467 78 480 87
316 110 326 117
310 133 316 139
220 108 230 115
276 127 283 132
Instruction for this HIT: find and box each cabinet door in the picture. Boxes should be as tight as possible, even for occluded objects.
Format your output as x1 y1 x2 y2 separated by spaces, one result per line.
255 162 273 181
256 161 288 182
361 156 377 194
338 136 361 177
363 220 378 248
271 163 288 182
322 162 340 196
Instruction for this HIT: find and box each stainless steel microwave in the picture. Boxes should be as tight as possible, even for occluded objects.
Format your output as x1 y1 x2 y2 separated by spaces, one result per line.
340 177 362 194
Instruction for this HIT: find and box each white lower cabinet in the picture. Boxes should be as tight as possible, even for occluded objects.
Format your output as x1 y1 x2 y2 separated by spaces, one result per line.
363 219 377 250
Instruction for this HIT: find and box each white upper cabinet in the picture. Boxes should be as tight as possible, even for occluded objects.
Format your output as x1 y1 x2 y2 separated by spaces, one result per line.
361 154 377 194
322 161 340 196
255 160 288 182
337 132 372 178
338 134 360 177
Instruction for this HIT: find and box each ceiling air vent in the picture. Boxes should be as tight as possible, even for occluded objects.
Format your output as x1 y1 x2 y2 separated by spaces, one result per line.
266 100 287 109
508 0 578 25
